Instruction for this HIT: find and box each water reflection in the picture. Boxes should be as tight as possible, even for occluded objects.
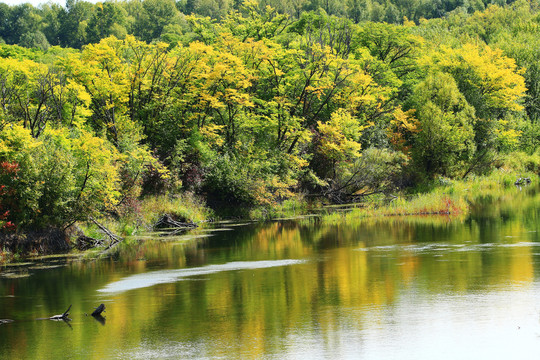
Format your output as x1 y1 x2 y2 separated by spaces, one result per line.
0 187 540 359
92 314 106 326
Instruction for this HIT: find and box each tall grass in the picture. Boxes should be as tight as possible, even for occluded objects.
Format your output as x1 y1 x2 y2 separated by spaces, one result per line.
139 192 212 225
321 168 538 224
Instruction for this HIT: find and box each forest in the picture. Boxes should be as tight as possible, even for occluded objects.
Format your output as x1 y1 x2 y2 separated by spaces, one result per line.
0 0 539 249
0 0 503 50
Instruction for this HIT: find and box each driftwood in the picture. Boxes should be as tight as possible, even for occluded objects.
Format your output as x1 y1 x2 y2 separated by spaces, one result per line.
91 304 105 317
91 304 106 325
49 304 71 321
76 235 106 250
75 218 123 251
154 214 198 232
4 304 108 325
73 217 124 252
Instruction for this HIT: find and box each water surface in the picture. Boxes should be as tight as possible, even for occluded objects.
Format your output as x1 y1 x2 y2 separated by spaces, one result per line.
1 188 540 359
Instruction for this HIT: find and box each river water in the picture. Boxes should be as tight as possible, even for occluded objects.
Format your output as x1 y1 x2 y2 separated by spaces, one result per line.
2 188 540 359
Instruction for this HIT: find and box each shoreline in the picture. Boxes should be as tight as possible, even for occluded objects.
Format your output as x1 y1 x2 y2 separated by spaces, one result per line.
1 170 537 265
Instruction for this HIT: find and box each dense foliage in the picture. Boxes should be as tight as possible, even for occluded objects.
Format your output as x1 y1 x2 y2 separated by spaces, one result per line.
0 0 511 50
0 0 539 233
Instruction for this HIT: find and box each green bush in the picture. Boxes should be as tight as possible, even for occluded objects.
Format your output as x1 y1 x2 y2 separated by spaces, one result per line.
0 125 121 230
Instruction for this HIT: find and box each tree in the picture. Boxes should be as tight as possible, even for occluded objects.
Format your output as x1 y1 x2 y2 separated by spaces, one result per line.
0 57 91 138
425 43 527 166
0 4 12 44
311 109 363 183
19 31 50 51
58 0 94 48
410 72 476 177
0 160 19 232
433 44 526 120
0 124 121 229
86 2 128 44
357 21 422 78
41 3 63 46
134 0 180 42
6 4 41 45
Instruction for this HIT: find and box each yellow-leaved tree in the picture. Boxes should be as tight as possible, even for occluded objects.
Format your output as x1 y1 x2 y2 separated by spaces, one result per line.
0 58 92 138
425 43 527 153
418 43 527 175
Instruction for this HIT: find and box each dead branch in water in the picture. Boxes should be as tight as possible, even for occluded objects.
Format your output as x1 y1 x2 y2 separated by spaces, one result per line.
91 304 105 317
154 214 198 234
49 304 71 321
76 235 106 250
89 217 123 248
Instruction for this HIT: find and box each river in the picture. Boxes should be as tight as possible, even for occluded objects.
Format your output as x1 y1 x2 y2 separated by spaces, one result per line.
1 187 540 359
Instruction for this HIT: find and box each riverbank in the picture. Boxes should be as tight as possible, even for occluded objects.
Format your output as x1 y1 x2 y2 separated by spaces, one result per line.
1 169 538 265
321 170 539 224
0 192 212 265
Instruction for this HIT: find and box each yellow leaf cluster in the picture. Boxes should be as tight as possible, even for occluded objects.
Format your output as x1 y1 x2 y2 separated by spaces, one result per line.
429 43 527 113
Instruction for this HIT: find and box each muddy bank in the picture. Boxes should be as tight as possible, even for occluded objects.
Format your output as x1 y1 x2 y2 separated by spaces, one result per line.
0 228 70 256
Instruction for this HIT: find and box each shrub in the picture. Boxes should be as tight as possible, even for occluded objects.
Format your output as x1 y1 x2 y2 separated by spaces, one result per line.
0 125 121 230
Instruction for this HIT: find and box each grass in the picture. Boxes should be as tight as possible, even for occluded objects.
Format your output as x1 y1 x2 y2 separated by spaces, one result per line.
376 193 468 216
321 169 538 224
138 192 212 225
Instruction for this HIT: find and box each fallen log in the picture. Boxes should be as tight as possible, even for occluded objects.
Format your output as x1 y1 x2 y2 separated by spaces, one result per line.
49 304 71 321
154 214 198 231
76 235 105 250
0 319 14 324
91 304 105 317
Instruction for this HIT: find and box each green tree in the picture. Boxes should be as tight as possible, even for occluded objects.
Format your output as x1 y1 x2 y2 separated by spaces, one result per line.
0 57 91 138
41 3 63 46
0 124 121 229
0 4 12 44
58 0 94 48
134 0 180 42
7 4 42 45
86 2 128 44
410 72 476 177
19 31 50 51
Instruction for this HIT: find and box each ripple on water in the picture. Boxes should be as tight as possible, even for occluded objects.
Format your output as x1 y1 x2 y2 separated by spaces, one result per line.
98 259 307 294
356 241 540 254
